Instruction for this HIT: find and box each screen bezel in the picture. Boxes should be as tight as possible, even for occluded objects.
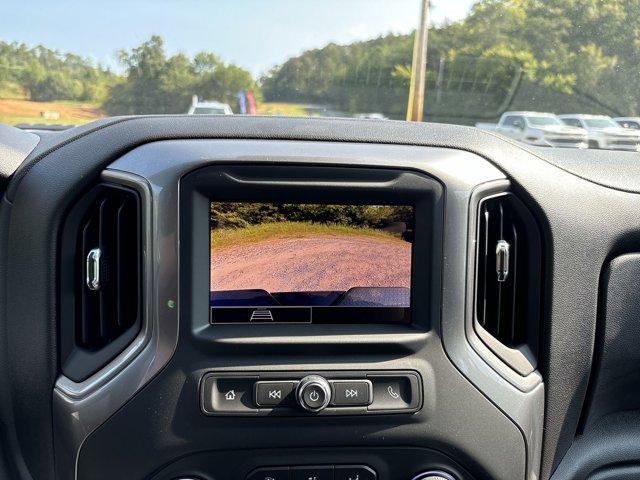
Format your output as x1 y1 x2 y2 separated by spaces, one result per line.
181 164 443 335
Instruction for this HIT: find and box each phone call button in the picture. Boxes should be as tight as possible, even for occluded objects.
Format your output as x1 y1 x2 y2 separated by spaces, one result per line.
368 374 418 411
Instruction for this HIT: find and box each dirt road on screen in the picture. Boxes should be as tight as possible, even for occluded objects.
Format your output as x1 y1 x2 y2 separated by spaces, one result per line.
210 234 411 292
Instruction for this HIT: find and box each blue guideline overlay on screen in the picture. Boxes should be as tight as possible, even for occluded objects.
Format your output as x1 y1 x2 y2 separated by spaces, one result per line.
209 202 414 324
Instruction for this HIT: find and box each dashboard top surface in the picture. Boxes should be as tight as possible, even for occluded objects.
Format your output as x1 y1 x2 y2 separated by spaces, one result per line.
10 115 640 202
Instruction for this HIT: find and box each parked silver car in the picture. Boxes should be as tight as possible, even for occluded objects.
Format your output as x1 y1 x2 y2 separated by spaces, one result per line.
476 111 588 148
559 114 640 151
614 117 640 130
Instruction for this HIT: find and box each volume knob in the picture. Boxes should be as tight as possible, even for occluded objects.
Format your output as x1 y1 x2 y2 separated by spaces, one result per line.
296 375 331 412
411 472 456 480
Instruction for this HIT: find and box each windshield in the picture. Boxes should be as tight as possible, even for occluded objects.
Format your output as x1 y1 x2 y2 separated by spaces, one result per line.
583 118 621 129
2 0 639 151
527 117 564 127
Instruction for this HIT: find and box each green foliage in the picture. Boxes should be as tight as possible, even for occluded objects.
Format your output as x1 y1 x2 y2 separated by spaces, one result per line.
0 35 259 116
211 221 405 250
261 35 413 118
210 203 414 232
5 1 640 121
0 41 116 102
103 36 259 115
259 26 528 119
442 0 638 116
262 0 640 120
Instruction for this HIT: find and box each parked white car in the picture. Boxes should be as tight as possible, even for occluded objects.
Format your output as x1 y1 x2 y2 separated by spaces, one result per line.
476 111 588 148
187 96 233 115
354 113 388 120
614 117 640 130
559 114 640 151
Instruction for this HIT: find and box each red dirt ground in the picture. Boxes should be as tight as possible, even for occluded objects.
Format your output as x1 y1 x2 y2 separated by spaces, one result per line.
210 234 411 292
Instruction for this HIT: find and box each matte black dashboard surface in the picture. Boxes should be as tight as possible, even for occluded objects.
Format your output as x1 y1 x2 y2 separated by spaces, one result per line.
529 146 640 193
581 254 640 429
3 116 640 479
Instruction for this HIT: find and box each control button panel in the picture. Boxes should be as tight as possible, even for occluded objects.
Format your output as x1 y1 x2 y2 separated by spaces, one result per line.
246 465 377 480
200 371 421 416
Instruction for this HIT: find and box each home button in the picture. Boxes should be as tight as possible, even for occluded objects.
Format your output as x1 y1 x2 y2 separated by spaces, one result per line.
202 375 258 414
246 467 289 480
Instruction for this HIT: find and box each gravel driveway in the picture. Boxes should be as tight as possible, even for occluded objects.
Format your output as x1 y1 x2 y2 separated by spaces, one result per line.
211 234 411 292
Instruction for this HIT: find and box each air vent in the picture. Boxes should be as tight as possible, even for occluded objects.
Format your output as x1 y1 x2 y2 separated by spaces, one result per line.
60 184 142 382
475 192 541 374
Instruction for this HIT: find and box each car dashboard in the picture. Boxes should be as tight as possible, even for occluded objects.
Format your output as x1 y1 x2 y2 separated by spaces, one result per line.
1 116 640 480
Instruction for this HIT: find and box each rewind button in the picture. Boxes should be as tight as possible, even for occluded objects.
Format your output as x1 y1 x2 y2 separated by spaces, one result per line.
254 381 296 407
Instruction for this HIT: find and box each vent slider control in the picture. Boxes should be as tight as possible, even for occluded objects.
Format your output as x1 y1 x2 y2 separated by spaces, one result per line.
496 240 510 282
86 248 102 291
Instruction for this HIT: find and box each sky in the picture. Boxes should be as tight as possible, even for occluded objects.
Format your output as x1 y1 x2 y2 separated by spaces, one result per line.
2 0 476 75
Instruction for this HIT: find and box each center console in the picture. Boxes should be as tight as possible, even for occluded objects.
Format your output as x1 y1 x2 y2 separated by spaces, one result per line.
50 139 543 480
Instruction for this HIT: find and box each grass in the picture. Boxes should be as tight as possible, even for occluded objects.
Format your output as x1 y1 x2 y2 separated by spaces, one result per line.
0 98 105 126
211 221 404 250
0 82 27 100
255 102 308 117
0 98 309 126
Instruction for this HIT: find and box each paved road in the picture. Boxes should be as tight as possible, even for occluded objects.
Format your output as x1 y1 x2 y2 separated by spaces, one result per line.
210 234 411 292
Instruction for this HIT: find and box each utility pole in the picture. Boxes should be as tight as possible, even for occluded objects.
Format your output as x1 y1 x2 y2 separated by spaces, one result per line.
406 0 430 122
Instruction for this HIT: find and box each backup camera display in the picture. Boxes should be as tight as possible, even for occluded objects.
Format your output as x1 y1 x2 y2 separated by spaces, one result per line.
209 202 413 324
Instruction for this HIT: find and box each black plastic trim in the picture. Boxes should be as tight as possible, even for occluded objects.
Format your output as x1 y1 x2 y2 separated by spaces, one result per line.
147 446 475 480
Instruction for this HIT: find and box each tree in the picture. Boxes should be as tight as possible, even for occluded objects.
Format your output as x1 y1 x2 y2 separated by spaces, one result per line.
261 35 413 118
0 40 115 102
261 0 640 120
103 36 259 115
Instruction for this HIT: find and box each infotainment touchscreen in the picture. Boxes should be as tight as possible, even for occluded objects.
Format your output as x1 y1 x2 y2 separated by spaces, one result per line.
209 202 413 324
